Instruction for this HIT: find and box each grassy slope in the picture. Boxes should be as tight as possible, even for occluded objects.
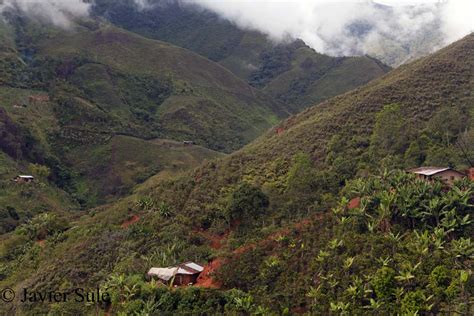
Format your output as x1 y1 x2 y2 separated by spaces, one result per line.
0 86 78 233
92 0 390 111
145 33 473 222
0 19 285 206
65 135 223 205
37 25 287 152
1 34 471 314
261 47 391 112
0 150 77 235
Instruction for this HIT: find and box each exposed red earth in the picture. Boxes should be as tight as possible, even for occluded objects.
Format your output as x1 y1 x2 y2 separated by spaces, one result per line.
121 215 140 229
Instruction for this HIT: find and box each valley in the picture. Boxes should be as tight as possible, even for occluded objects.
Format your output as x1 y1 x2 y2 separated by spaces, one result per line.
0 1 472 315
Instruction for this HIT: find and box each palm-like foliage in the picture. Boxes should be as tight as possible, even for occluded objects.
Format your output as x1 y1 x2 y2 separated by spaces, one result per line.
312 170 473 314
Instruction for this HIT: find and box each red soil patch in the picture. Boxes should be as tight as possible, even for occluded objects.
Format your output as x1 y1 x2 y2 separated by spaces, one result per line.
36 240 45 248
209 234 225 250
348 197 361 209
195 258 223 288
121 215 140 229
196 229 230 250
195 215 321 289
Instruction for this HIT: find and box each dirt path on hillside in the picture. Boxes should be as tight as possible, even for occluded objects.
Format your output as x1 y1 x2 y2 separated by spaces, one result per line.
121 215 140 228
195 215 321 289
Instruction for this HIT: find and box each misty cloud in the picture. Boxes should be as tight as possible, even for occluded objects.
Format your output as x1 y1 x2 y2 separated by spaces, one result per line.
0 0 91 28
138 0 472 65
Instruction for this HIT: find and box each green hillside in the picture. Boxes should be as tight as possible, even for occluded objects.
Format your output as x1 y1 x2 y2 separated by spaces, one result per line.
0 16 286 206
63 135 223 205
252 42 391 112
35 24 287 151
92 0 390 111
0 30 471 315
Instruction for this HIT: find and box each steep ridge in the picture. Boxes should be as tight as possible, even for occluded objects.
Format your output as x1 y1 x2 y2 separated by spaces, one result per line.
150 33 473 220
0 33 472 315
0 19 285 205
34 24 288 151
92 0 390 111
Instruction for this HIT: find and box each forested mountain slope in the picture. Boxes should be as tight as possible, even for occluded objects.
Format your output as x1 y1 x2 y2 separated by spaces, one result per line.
92 0 390 111
0 17 282 206
1 31 471 315
152 33 473 219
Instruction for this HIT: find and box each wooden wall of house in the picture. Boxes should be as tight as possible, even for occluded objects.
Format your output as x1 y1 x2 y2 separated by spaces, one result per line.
433 170 465 185
173 274 198 286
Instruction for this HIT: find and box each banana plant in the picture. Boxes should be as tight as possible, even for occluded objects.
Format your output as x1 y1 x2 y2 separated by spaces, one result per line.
364 298 383 311
411 230 431 257
330 301 351 314
421 196 442 226
135 298 159 316
123 284 138 302
431 227 447 250
316 249 330 262
328 238 344 250
233 295 254 312
346 276 364 301
343 256 355 270
440 208 460 232
396 261 421 286
449 237 474 265
376 256 392 267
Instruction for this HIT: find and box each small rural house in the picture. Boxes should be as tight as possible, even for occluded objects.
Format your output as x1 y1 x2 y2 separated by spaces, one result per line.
147 262 204 286
408 167 466 185
183 141 195 146
28 95 50 105
14 175 35 184
467 168 474 181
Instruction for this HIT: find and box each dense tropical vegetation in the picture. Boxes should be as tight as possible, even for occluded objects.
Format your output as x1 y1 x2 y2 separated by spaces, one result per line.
216 171 473 314
0 3 472 315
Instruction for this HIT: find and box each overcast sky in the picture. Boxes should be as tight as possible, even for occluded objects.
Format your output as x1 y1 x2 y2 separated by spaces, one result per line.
1 0 472 58
178 0 472 57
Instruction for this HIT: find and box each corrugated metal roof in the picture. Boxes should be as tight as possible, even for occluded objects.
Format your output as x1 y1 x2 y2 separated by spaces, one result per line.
176 267 195 275
18 175 34 179
147 267 178 281
148 262 204 280
183 262 204 272
408 167 451 176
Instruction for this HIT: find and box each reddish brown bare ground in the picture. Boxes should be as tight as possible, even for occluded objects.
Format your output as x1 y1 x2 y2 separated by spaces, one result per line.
348 197 361 209
195 258 223 288
121 215 140 229
195 215 321 289
36 240 45 248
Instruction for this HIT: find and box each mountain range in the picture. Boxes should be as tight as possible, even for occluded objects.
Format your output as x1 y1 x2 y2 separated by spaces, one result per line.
0 2 472 315
0 19 471 313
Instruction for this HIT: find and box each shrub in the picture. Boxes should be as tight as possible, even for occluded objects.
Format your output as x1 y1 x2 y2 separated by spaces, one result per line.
371 267 397 300
227 183 269 224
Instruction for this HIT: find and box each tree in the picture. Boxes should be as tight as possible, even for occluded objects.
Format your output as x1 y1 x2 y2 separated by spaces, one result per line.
28 163 50 180
227 183 269 224
455 129 474 167
426 107 465 146
370 104 408 156
404 134 431 167
286 153 318 210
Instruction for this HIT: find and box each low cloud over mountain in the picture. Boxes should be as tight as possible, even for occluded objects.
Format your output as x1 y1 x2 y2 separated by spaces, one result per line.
134 0 473 64
0 0 90 27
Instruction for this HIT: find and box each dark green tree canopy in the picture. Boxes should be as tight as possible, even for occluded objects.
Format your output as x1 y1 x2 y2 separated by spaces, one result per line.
228 183 269 222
